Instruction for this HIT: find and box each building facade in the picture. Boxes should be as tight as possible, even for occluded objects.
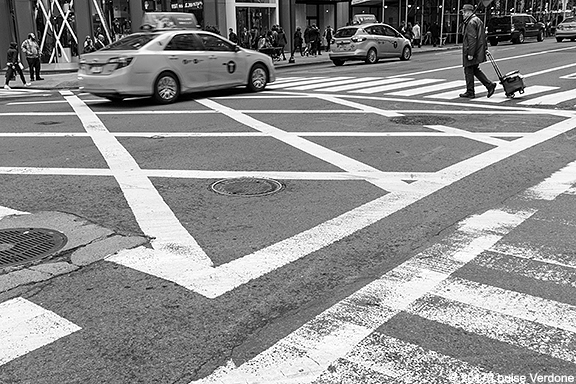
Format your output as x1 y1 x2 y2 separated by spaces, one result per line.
1 0 571 69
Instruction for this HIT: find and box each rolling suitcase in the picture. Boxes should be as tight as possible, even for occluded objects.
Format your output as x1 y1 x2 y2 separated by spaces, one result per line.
486 51 525 98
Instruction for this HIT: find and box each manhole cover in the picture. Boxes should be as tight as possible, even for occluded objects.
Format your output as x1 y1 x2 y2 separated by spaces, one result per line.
390 115 455 125
0 228 67 268
211 177 283 197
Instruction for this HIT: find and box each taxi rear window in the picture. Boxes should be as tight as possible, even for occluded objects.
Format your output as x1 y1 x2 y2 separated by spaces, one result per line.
334 28 359 38
103 34 158 50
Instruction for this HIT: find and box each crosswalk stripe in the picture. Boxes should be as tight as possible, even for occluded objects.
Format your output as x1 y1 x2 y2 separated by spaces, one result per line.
386 80 465 96
518 88 576 105
491 243 576 270
289 77 381 91
350 78 443 94
268 77 335 89
434 277 576 333
272 77 307 84
318 77 411 92
410 289 576 363
278 77 353 90
474 85 560 103
337 333 497 383
0 297 81 365
472 252 576 288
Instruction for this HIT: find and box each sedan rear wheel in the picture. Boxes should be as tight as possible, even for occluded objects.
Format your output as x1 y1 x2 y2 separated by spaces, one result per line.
247 64 268 92
154 72 179 104
365 48 378 64
513 32 525 44
400 46 411 61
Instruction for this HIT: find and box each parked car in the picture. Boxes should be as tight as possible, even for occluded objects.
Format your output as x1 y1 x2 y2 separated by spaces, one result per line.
329 21 412 66
78 13 275 104
486 14 545 45
555 16 576 42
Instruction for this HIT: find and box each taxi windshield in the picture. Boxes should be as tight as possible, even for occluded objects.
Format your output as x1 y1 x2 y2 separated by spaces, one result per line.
102 34 158 50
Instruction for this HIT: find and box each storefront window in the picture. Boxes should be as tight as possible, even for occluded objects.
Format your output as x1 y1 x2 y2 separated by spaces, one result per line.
35 0 79 63
236 7 274 36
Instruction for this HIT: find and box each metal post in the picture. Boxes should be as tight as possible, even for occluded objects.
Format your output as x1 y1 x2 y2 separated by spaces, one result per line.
440 0 445 45
382 0 386 23
456 0 461 43
405 0 409 26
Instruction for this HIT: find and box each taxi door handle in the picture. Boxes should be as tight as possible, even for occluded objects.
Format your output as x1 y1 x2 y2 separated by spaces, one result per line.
208 55 218 59
169 55 178 60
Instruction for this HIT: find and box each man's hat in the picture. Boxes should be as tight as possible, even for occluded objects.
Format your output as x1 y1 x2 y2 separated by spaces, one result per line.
461 4 475 11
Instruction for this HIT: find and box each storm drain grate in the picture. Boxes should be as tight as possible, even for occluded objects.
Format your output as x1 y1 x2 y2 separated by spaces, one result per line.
211 177 283 197
0 228 68 268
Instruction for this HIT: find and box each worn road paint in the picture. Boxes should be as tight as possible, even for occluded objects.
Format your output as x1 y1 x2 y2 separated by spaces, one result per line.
0 297 81 366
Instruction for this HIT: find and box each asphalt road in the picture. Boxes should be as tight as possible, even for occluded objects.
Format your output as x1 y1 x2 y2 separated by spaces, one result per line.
1 38 576 383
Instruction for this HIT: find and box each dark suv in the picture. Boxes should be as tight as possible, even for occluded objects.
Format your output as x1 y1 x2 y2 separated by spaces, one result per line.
486 14 545 45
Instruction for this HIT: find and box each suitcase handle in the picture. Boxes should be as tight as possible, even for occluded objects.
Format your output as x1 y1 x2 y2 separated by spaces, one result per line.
486 50 504 80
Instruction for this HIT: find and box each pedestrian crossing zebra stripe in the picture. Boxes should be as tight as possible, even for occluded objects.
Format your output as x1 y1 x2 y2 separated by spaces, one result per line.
192 160 576 383
329 333 498 383
410 288 576 363
491 243 576 270
272 76 576 105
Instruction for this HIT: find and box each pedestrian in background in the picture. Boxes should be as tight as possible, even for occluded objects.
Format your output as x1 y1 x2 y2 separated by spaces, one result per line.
276 26 287 60
240 28 250 48
83 36 96 54
459 4 496 99
412 21 421 48
430 21 440 47
303 25 311 56
291 26 303 57
323 25 334 52
4 42 31 90
21 33 43 81
228 28 239 44
94 34 106 50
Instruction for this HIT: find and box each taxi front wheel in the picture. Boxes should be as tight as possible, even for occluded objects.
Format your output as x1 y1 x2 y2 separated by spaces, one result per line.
154 71 180 104
247 64 268 92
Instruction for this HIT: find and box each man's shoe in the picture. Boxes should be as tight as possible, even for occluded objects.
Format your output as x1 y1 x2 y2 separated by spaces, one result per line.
3 85 11 90
459 92 475 98
486 82 496 98
36 77 44 80
25 83 31 87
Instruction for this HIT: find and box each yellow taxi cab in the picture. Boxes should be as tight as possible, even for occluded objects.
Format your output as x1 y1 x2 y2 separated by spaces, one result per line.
329 15 412 66
78 13 276 103
555 16 576 42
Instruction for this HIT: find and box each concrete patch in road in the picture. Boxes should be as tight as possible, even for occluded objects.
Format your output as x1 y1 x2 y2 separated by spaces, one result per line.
0 210 149 293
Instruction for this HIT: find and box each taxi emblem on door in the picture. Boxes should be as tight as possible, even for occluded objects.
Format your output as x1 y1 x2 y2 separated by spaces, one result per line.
227 61 236 74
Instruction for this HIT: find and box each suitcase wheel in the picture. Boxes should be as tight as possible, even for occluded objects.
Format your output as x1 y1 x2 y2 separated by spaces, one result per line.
519 88 524 94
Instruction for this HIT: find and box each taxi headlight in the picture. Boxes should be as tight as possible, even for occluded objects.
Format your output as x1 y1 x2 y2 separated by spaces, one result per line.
109 57 134 70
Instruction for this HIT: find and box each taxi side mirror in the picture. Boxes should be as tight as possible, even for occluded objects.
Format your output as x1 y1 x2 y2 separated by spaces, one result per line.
234 45 241 52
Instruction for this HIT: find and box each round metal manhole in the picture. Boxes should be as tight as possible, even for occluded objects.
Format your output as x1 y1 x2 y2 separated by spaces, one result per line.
0 228 68 268
390 115 455 125
211 177 283 197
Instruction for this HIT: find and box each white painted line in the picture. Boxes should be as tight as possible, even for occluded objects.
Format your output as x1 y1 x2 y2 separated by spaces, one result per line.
0 133 89 137
425 88 465 100
0 206 28 221
521 159 576 200
519 88 576 105
195 98 408 191
314 95 403 118
0 297 81 366
411 284 576 363
271 77 307 84
435 277 576 333
190 207 535 382
473 85 559 104
490 243 576 270
288 77 380 91
267 77 333 89
61 91 212 268
0 112 77 116
0 167 112 176
276 77 353 90
318 78 410 93
473 252 576 288
340 333 497 383
424 125 509 146
350 79 443 94
386 80 466 96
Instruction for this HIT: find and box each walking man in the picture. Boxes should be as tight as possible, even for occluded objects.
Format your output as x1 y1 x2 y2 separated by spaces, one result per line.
412 21 421 48
4 42 31 89
21 33 43 81
459 4 496 99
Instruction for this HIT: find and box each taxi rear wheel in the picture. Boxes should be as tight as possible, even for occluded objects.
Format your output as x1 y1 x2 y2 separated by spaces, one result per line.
365 48 378 64
154 72 180 104
247 64 268 92
332 59 345 66
400 46 412 61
